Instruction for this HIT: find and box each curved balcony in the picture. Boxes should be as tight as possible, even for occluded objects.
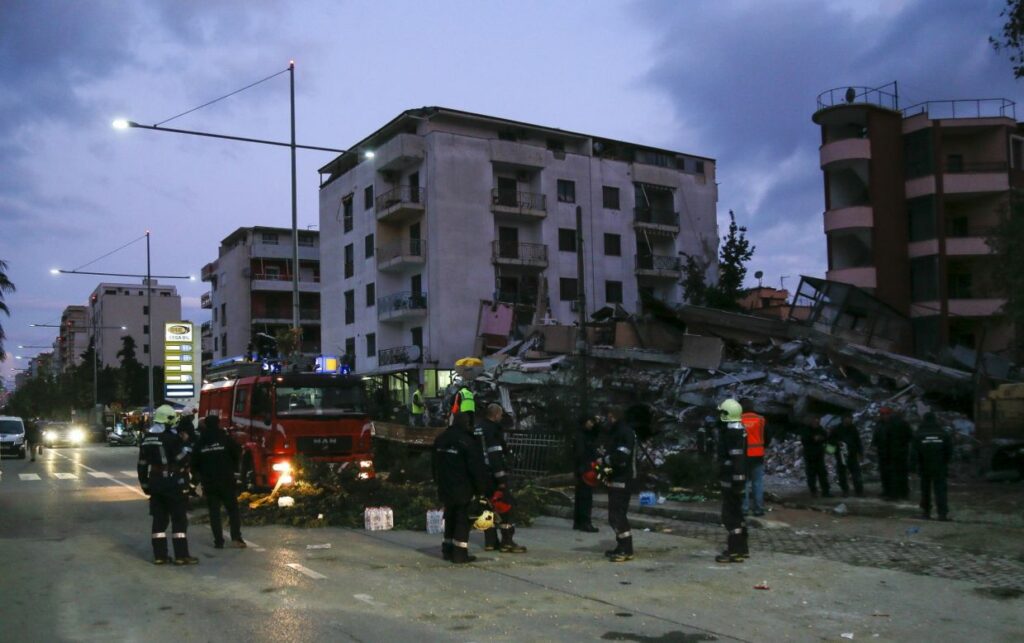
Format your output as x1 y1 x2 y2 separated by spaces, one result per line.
823 206 873 232
826 267 876 289
820 138 871 168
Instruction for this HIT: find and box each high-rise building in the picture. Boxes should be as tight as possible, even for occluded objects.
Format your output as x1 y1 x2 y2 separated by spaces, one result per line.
317 107 718 389
812 84 1018 357
55 305 88 372
88 281 182 368
200 226 321 362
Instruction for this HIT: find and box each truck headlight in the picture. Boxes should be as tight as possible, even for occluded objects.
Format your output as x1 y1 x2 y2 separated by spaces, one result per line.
69 428 86 444
359 460 373 469
271 462 292 473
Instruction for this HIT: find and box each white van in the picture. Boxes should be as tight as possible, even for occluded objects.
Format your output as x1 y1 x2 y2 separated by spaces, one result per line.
0 416 27 459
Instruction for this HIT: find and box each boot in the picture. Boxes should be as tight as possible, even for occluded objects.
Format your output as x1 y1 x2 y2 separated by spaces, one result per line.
442 541 454 561
579 523 599 533
715 551 744 563
483 528 500 551
230 539 247 549
499 526 527 553
172 534 198 565
451 546 477 564
608 536 633 562
152 534 169 564
737 528 750 559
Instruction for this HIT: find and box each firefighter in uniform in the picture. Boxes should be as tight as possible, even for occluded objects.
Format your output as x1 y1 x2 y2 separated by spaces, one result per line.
137 405 197 565
192 415 246 548
716 398 748 563
602 405 637 563
475 403 527 553
432 412 490 564
914 412 953 521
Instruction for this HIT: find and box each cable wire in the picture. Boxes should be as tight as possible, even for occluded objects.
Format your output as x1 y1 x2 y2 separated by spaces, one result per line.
72 234 147 272
154 67 290 127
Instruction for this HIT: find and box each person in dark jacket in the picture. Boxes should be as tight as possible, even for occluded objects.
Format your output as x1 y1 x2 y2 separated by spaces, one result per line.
873 410 892 498
25 419 41 462
914 413 953 520
716 399 748 563
573 415 601 532
191 415 245 549
432 412 490 564
138 405 196 565
881 408 914 500
602 405 637 562
801 418 831 497
829 414 864 497
475 403 526 553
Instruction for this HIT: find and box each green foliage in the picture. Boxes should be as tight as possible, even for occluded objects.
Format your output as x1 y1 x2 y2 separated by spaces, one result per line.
681 210 755 311
991 0 1024 78
0 258 15 361
988 197 1024 359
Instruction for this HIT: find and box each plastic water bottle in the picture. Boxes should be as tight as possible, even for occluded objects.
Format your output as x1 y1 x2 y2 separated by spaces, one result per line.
426 509 445 534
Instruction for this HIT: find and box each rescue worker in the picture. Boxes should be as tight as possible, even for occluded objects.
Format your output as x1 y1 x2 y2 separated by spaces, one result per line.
191 415 246 549
739 398 767 517
573 415 601 532
475 403 527 553
432 412 490 564
174 406 197 443
914 412 952 521
602 405 637 563
449 380 476 427
410 383 426 427
137 404 197 565
872 409 892 498
801 416 831 497
883 408 914 500
829 414 864 497
716 398 748 563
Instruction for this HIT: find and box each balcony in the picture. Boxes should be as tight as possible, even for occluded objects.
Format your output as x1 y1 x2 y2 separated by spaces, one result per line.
375 185 425 224
826 266 877 289
946 237 994 256
494 290 539 306
377 238 426 273
490 189 547 220
201 262 217 282
491 241 548 269
635 253 682 279
823 205 873 232
378 344 424 367
249 242 319 261
200 292 212 309
378 291 428 323
200 321 212 335
819 138 871 168
374 133 425 172
943 161 1009 195
250 308 321 324
948 298 1006 317
250 272 321 292
633 207 679 234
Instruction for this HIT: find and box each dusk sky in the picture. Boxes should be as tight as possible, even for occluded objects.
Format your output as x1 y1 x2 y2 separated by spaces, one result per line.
2 0 1022 383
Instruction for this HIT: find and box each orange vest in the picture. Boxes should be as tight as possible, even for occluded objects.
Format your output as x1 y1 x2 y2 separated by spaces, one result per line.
742 412 766 457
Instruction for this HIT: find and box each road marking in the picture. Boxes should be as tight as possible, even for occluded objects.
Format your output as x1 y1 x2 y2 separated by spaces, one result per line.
50 450 147 498
244 539 266 552
53 472 78 480
18 473 41 481
353 594 386 608
121 471 138 478
285 563 326 579
87 471 113 478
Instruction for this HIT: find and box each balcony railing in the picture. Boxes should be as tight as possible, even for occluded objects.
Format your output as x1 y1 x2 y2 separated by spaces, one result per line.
376 185 425 211
495 290 539 305
491 188 546 211
200 321 212 334
200 292 212 309
491 240 548 265
943 160 1008 174
902 98 1016 120
251 308 321 321
378 345 424 366
816 83 899 112
635 253 682 272
633 207 679 227
378 291 427 316
251 272 321 283
378 238 426 263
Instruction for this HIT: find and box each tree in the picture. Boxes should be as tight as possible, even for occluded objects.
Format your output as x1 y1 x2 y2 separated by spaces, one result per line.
117 335 146 406
991 0 1024 78
988 197 1024 360
0 259 15 361
681 210 756 311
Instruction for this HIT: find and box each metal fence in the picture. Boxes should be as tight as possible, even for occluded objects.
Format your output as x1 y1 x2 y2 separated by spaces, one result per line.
504 431 567 480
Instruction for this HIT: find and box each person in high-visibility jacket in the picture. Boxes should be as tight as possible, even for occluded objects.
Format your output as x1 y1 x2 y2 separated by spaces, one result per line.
410 383 426 427
739 398 767 517
450 382 476 426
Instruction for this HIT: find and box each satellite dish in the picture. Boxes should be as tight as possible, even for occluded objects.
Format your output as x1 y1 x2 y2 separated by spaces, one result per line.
845 87 856 104
593 141 605 154
754 270 764 280
408 345 422 362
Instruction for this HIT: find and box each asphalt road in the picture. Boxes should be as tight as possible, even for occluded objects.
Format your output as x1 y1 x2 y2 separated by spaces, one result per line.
2 446 1022 642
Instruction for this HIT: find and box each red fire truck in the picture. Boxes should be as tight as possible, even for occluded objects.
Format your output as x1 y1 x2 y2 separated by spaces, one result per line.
199 362 373 489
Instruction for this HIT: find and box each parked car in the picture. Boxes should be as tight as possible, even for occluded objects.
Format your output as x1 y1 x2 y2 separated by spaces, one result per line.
0 416 27 459
42 422 89 448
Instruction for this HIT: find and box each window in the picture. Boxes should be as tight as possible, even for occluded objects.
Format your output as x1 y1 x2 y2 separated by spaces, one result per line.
364 185 374 210
298 235 314 247
907 196 936 242
143 305 149 315
546 138 565 153
604 233 621 256
557 179 576 203
143 324 149 335
234 388 249 415
948 216 969 238
260 232 279 245
695 160 705 175
910 257 938 302
366 333 376 357
143 344 149 354
264 265 281 279
220 333 227 357
214 336 219 351
411 326 423 349
344 290 355 324
344 243 354 278
1012 136 1024 169
221 304 226 326
343 194 354 232
498 129 518 141
365 233 375 259
602 186 620 210
344 338 356 370
904 129 934 178
948 271 972 299
558 228 577 252
559 277 578 301
366 282 375 307
946 154 964 173
605 280 623 304
105 288 116 295
212 307 218 322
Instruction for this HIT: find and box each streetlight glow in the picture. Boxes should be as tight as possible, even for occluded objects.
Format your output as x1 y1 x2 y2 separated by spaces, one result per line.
364 151 375 159
112 118 130 130
49 268 60 275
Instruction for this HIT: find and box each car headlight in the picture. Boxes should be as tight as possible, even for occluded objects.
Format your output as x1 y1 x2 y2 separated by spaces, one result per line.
68 428 86 443
44 430 56 441
359 460 373 469
271 462 292 473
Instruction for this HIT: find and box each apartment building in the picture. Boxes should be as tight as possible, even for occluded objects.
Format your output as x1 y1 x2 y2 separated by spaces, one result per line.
200 226 322 362
88 281 182 368
813 85 1020 357
54 305 88 372
317 107 718 390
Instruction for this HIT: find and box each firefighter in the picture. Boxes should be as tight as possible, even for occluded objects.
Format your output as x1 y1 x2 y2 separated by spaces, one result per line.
432 412 490 564
573 415 601 532
801 416 831 497
829 414 865 497
137 404 197 565
883 408 914 500
602 405 637 563
914 412 952 521
191 415 246 549
475 403 527 553
739 398 767 516
716 398 748 563
449 380 476 426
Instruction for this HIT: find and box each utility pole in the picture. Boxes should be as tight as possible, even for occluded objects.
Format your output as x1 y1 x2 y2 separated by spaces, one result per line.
575 205 588 417
146 231 154 412
289 61 301 338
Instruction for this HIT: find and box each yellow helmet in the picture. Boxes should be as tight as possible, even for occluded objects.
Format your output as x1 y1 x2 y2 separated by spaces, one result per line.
154 405 177 425
472 510 495 531
718 399 743 423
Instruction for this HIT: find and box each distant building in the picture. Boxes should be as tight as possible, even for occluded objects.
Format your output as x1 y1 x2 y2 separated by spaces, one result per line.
812 84 1019 357
200 226 321 362
88 281 182 368
54 305 88 372
737 287 793 320
316 106 719 393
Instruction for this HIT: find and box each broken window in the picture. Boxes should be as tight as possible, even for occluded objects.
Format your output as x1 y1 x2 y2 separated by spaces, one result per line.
344 244 354 278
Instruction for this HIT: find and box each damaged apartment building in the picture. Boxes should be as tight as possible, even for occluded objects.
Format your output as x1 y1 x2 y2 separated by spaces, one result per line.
317 107 719 397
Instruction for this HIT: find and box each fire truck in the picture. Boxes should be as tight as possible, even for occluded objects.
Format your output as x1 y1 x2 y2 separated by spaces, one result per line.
199 361 373 489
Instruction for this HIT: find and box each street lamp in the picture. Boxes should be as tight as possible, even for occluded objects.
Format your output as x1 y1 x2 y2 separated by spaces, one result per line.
112 62 346 349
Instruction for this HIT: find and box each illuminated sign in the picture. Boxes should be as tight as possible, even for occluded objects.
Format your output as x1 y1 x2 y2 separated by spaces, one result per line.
164 321 197 399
